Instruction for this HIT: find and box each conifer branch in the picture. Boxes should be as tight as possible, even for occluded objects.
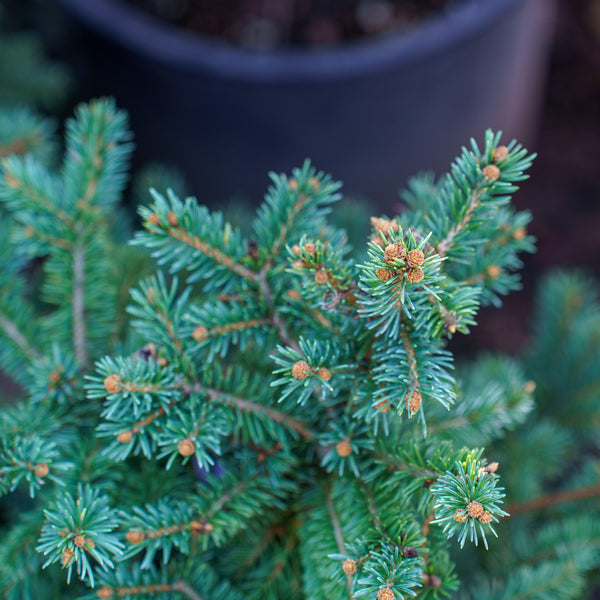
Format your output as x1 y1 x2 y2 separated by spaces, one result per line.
401 327 421 397
437 184 486 258
506 482 600 516
167 225 259 282
172 581 205 600
0 137 27 156
188 382 314 440
72 243 88 368
0 310 41 361
325 489 353 597
257 264 301 352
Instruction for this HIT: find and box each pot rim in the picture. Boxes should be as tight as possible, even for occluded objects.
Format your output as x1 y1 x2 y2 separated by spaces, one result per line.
57 0 522 81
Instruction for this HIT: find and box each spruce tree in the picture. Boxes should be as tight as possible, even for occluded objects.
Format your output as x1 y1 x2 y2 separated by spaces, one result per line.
1 99 599 600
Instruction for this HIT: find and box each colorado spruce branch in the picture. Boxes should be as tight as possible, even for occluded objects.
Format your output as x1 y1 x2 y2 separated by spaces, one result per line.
258 264 301 353
437 185 486 258
506 482 600 516
0 310 41 361
189 382 314 440
168 226 259 282
172 581 205 600
72 243 88 368
326 488 353 597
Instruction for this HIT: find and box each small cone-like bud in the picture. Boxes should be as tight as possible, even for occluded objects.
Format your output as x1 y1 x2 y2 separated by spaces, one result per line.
407 391 422 414
343 558 357 575
117 430 133 444
61 547 74 566
486 264 501 280
479 511 493 524
376 268 394 282
292 360 311 380
467 501 485 519
314 269 328 284
34 462 49 477
192 325 208 342
406 268 424 284
177 438 196 457
126 530 146 544
482 164 501 181
513 226 527 240
97 587 114 599
453 509 467 523
336 439 352 457
167 211 178 226
406 249 425 268
383 242 406 264
103 374 122 394
492 146 509 162
317 367 331 382
377 588 395 600
147 212 160 226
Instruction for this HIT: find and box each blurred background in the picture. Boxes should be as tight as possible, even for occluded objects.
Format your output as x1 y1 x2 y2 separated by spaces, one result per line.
1 0 599 356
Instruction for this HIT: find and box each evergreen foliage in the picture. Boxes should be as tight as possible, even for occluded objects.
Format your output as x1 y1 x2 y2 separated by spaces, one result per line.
1 99 599 600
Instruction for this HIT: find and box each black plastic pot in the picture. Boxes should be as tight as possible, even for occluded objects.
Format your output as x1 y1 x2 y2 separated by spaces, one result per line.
56 0 555 207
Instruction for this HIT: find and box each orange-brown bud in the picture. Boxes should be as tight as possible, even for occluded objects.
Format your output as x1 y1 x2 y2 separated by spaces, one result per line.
467 501 485 519
177 438 195 457
126 530 146 544
292 360 311 380
486 264 501 280
492 146 509 162
147 212 160 226
512 226 527 240
407 390 422 414
375 268 394 282
482 164 501 181
314 269 328 284
103 374 122 394
377 588 395 600
336 439 352 458
406 249 425 269
117 430 133 444
383 242 406 264
479 511 493 524
343 558 357 574
61 547 74 566
406 268 424 284
34 462 49 477
316 367 331 382
192 325 209 342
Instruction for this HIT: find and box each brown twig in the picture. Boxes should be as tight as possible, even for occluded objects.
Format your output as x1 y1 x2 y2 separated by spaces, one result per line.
506 482 600 517
188 382 315 440
0 311 42 362
437 184 486 258
325 488 353 598
171 581 205 600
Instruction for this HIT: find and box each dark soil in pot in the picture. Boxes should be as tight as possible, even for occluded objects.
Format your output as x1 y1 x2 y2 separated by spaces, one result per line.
121 0 458 47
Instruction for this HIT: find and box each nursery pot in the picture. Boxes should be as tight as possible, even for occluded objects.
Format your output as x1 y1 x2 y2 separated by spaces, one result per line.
56 0 555 208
